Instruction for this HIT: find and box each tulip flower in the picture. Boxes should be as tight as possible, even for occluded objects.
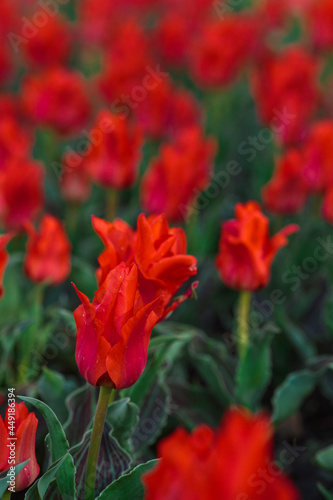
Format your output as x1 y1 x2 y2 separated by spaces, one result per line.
24 214 71 286
60 151 92 204
73 262 163 390
303 0 333 51
141 127 216 221
22 68 91 136
92 213 197 314
0 402 40 492
143 407 300 500
216 201 299 292
0 116 32 171
251 46 320 145
0 159 44 230
83 110 143 190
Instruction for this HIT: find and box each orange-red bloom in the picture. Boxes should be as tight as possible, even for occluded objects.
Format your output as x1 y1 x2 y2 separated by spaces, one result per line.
303 0 333 51
0 402 40 492
0 159 44 230
83 110 143 189
262 150 309 215
303 120 333 192
141 127 216 221
251 46 320 144
216 202 299 291
22 68 91 136
73 262 162 389
143 407 300 500
92 213 197 314
189 15 259 88
24 214 71 286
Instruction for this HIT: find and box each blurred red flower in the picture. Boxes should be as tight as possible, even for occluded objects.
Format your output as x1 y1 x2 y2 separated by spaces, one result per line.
24 214 71 286
189 14 259 88
92 213 197 315
0 116 32 171
141 127 216 221
22 14 72 68
143 407 300 500
262 150 309 215
0 402 40 492
303 120 333 192
251 46 320 144
0 159 44 230
216 201 299 291
22 68 91 136
84 110 143 189
73 262 162 389
303 0 333 51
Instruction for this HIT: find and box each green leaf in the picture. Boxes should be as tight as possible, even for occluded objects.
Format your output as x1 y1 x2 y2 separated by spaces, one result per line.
316 445 333 472
18 396 76 499
318 483 333 500
272 371 316 425
236 331 274 409
64 384 96 447
0 460 30 497
26 455 69 500
97 460 158 500
107 398 139 453
38 367 77 423
70 423 131 498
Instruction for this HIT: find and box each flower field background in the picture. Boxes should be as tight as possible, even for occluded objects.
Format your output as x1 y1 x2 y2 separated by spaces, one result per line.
1 0 333 499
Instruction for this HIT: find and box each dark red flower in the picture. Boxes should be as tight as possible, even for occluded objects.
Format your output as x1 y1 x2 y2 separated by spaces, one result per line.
0 116 32 171
143 407 300 500
83 110 143 189
251 46 320 144
303 0 333 51
141 127 216 221
60 151 92 204
0 232 14 298
0 159 44 230
22 68 91 136
24 214 71 286
216 201 299 291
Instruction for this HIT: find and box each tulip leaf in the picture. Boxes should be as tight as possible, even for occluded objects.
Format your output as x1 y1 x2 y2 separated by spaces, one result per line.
64 384 97 446
37 367 77 424
18 396 76 500
318 483 333 500
97 459 158 500
107 398 139 453
272 370 316 426
316 445 333 472
0 459 30 496
25 454 69 500
70 422 131 499
235 330 275 410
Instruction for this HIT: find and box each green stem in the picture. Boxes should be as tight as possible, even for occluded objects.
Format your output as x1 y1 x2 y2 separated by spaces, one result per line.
85 387 114 500
65 202 80 238
106 189 119 222
237 291 252 359
2 490 11 500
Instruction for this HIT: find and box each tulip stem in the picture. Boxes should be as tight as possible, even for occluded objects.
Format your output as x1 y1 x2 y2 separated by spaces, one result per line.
106 189 118 221
237 291 252 359
2 491 11 500
85 386 114 500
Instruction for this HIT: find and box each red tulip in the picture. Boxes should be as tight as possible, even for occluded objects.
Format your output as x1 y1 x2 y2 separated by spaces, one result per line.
303 120 333 192
216 202 299 291
251 46 320 144
24 214 71 286
0 402 40 492
303 0 333 51
262 150 309 215
73 262 163 389
141 127 216 221
143 407 300 500
0 232 14 298
0 116 32 171
0 159 44 230
22 68 91 136
189 15 259 88
83 110 143 189
92 213 197 313
22 14 72 68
